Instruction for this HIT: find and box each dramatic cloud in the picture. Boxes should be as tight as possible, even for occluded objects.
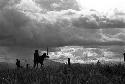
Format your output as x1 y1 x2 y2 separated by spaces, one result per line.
72 10 125 29
0 0 125 63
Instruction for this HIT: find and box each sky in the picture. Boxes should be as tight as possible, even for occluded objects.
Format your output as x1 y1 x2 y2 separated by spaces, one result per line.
0 0 125 63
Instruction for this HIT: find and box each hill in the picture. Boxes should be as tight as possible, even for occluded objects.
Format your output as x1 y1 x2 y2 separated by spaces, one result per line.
0 59 63 70
0 62 16 70
44 59 64 66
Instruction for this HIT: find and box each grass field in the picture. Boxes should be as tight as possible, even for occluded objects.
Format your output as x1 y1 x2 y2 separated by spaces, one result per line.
0 63 125 84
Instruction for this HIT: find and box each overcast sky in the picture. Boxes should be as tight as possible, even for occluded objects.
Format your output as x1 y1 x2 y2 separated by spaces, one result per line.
0 0 125 63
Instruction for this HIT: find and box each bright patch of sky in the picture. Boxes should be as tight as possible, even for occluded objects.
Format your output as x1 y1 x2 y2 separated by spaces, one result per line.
76 0 125 13
47 46 123 63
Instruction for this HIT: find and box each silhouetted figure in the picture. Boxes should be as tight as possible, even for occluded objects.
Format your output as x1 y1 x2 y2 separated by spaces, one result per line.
16 59 21 69
39 53 49 67
34 50 39 68
123 53 125 62
97 60 101 66
33 49 49 68
26 64 29 69
68 58 71 66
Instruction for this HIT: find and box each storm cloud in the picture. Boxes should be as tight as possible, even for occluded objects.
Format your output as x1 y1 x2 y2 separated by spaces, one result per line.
0 0 125 60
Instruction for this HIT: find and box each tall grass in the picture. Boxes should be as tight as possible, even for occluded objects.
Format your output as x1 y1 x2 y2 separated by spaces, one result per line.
0 63 125 84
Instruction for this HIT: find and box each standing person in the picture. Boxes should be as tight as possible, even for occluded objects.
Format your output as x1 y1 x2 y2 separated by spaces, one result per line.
124 53 125 62
40 53 47 67
26 64 29 69
97 60 101 66
16 59 20 69
33 50 39 68
68 58 71 66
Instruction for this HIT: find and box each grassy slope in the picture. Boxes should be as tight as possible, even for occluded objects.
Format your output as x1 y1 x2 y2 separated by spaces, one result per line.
0 62 125 84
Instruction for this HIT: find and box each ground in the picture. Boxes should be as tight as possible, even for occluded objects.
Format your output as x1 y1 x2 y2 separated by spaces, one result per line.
0 63 125 84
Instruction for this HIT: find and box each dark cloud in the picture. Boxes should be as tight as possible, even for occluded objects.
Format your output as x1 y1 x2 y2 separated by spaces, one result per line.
0 8 32 47
0 4 125 49
0 0 125 61
72 13 125 29
72 15 99 28
100 17 125 28
106 46 125 55
68 9 125 29
0 46 33 58
0 0 9 8
0 0 20 9
102 29 121 35
0 8 71 48
67 40 125 47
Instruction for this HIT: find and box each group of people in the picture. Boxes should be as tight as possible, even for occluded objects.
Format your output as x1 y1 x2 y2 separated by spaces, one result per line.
16 50 125 69
16 49 49 69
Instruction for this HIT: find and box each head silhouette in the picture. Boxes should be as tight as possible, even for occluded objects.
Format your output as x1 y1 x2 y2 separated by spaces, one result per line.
35 50 38 53
42 53 47 58
16 59 19 61
43 53 46 56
